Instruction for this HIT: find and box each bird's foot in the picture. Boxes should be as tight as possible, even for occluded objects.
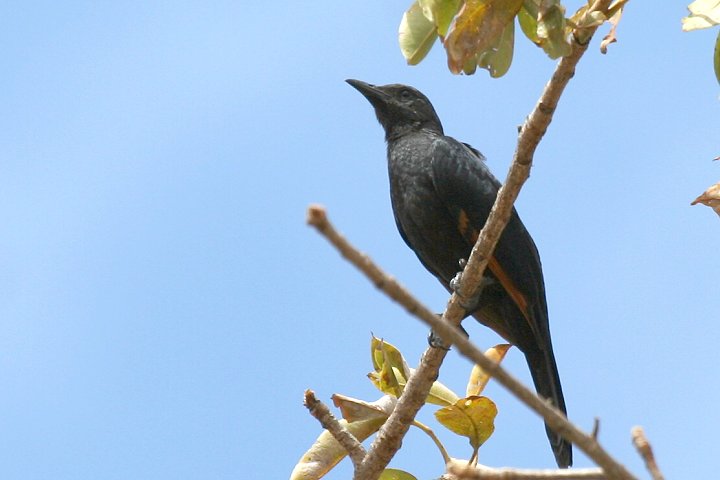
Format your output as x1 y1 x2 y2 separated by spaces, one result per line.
450 262 481 312
449 258 467 291
427 329 451 350
427 316 468 350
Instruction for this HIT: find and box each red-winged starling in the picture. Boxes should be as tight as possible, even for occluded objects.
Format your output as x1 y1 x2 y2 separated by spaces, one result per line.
347 79 572 468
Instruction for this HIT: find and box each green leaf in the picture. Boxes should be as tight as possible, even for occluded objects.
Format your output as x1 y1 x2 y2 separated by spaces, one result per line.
521 0 574 58
682 0 720 31
418 0 463 36
423 372 461 405
369 336 411 398
444 0 524 74
715 29 720 84
368 336 459 405
518 4 539 44
379 468 418 480
477 19 515 78
399 1 439 65
435 396 498 450
370 336 409 377
536 1 571 58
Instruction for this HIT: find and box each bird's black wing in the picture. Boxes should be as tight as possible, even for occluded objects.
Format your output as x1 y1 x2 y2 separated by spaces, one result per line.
429 136 571 468
428 136 549 346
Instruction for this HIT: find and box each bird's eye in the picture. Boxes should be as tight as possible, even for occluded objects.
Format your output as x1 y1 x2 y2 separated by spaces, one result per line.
400 89 412 101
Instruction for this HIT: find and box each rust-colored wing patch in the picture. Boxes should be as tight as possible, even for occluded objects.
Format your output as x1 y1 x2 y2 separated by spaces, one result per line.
457 209 472 242
487 256 530 324
456 209 533 330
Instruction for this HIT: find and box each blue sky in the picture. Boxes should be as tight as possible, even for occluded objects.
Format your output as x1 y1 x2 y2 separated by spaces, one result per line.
1 2 718 479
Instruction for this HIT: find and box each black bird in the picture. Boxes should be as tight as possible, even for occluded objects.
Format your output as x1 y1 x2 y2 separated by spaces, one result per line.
347 79 572 468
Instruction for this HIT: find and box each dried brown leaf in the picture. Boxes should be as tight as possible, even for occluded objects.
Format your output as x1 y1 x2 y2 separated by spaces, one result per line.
600 2 625 54
691 181 720 216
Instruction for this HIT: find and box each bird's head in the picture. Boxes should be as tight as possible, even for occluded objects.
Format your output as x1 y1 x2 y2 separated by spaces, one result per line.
346 79 444 141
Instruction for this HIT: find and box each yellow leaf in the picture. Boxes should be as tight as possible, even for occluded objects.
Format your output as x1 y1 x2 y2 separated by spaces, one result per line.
435 396 498 449
424 372 461 406
379 468 419 480
369 336 411 398
369 336 459 405
444 0 523 74
370 336 410 376
466 344 511 396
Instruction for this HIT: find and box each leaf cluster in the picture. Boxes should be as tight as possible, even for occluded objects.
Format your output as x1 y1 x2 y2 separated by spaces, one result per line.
291 336 511 480
399 0 627 77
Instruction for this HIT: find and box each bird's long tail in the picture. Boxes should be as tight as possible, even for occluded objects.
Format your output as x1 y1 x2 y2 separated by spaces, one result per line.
525 347 572 468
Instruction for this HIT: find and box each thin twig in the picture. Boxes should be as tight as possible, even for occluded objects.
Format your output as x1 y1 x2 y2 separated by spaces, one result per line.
412 420 452 464
303 389 367 468
631 427 664 480
591 418 600 440
448 460 606 479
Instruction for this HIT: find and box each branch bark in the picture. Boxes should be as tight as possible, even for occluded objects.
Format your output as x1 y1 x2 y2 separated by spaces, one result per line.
631 427 665 480
447 460 606 479
303 390 367 469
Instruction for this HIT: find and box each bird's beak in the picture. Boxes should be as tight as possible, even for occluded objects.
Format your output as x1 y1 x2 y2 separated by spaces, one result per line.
346 79 390 107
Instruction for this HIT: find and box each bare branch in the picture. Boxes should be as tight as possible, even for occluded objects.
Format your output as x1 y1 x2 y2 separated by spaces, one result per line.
307 205 456 477
454 0 615 306
448 460 606 479
303 389 366 468
396 289 638 479
631 427 665 480
307 207 636 479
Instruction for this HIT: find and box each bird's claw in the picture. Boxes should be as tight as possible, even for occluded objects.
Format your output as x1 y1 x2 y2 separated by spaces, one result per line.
427 329 451 350
449 270 462 292
450 267 481 312
427 320 469 350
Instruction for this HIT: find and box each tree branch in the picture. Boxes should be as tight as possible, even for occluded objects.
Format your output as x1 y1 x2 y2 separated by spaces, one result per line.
308 205 455 477
308 207 636 479
631 427 664 480
447 460 606 479
303 390 367 469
